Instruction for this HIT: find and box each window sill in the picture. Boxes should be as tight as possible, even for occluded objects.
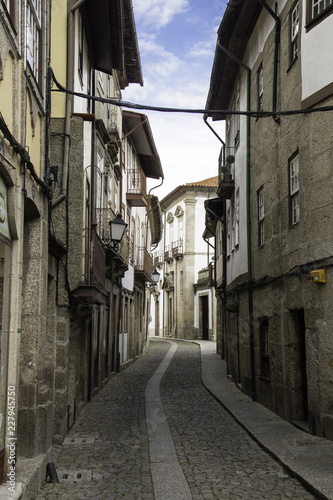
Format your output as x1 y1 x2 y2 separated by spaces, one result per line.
306 4 333 31
286 56 298 73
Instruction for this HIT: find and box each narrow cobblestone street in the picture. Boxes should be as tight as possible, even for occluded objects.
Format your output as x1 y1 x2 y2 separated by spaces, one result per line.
35 340 316 499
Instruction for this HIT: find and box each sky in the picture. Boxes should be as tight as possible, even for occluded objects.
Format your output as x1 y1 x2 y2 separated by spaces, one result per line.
121 0 228 200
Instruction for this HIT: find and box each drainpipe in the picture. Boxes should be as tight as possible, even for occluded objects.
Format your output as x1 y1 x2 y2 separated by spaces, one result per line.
258 0 280 121
52 0 87 207
215 41 257 401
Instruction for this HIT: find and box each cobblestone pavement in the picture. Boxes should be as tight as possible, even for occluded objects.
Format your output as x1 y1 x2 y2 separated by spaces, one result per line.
35 340 316 499
160 341 316 500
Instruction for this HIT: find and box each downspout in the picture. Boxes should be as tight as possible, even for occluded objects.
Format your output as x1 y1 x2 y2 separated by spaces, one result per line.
215 41 256 401
52 0 87 207
258 0 280 121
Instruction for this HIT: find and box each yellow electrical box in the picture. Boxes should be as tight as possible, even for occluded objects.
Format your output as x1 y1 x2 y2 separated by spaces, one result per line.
309 269 326 283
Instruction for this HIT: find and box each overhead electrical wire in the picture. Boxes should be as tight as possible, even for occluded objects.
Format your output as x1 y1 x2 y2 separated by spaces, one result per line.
50 69 333 119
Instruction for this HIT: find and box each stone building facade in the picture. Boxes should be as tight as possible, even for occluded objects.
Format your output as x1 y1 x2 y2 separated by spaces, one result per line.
205 0 333 439
0 0 51 491
0 0 163 497
152 178 217 341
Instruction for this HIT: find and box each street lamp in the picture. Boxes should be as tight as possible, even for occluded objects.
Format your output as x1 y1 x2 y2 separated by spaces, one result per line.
151 268 160 284
109 214 127 244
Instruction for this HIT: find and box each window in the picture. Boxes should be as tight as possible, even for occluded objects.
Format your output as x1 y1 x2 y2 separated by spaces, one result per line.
217 222 223 257
96 151 104 236
227 207 231 256
3 0 15 29
235 189 239 248
98 71 104 93
26 0 42 84
258 66 263 112
78 13 83 86
178 216 183 245
312 0 332 19
260 318 270 379
258 187 264 246
289 154 300 225
234 91 240 148
291 3 299 62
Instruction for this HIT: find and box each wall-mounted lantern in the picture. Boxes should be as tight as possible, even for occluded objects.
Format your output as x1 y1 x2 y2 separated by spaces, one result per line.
151 268 160 284
109 214 127 244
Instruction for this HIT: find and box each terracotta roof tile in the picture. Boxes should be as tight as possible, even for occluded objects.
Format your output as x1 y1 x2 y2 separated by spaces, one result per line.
184 176 219 188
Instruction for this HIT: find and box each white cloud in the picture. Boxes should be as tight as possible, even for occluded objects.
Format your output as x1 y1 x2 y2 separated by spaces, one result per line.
145 112 224 199
133 0 190 29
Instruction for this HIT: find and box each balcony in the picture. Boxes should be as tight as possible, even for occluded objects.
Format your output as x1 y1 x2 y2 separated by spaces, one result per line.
172 239 183 259
74 227 108 304
154 252 164 268
217 150 235 200
126 168 148 207
164 245 173 263
135 247 153 282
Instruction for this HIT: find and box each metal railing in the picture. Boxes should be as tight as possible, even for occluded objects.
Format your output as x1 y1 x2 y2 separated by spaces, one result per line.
135 246 153 277
127 167 147 196
172 239 183 257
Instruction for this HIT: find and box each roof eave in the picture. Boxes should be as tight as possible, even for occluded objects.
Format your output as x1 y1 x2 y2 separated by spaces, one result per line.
123 111 163 180
80 0 143 86
205 0 262 120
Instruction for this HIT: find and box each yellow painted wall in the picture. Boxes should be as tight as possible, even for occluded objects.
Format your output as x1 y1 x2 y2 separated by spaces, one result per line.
51 0 68 117
26 93 41 176
0 52 14 132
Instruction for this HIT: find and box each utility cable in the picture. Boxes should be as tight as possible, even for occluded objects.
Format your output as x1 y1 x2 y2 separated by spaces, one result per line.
50 69 333 119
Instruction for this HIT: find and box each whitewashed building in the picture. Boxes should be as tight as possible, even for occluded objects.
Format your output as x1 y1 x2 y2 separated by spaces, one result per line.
152 177 218 341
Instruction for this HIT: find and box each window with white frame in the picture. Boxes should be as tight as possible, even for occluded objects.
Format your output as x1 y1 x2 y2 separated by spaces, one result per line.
234 91 240 148
291 2 299 62
311 0 332 19
289 154 300 225
98 71 104 93
235 189 240 248
178 216 183 249
78 13 83 85
227 207 231 256
258 66 263 112
26 0 42 83
96 151 105 236
4 0 12 15
258 187 265 246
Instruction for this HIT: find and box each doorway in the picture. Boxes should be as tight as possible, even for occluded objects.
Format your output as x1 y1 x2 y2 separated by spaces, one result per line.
201 295 209 340
289 309 308 422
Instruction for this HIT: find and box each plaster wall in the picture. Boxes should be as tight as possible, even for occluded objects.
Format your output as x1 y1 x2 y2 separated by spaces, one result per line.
301 0 333 101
